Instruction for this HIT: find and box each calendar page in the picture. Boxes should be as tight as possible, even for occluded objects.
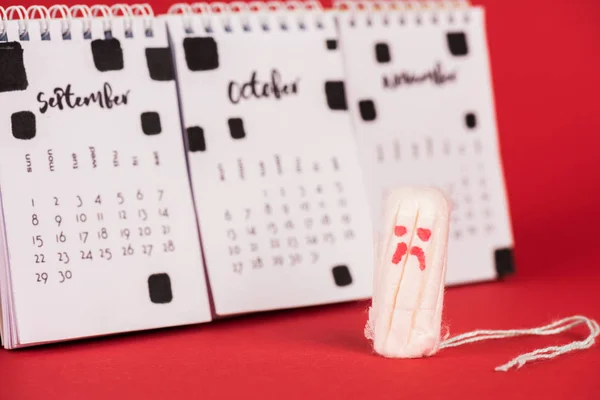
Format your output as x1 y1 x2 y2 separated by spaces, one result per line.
0 17 212 348
166 7 373 316
337 6 515 284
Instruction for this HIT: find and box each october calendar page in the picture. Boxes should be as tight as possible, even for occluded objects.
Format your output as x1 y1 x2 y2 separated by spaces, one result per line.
0 18 212 346
166 9 375 316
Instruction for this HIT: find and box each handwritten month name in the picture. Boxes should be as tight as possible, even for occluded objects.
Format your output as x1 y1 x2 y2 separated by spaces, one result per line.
382 62 457 89
228 69 300 105
37 83 131 114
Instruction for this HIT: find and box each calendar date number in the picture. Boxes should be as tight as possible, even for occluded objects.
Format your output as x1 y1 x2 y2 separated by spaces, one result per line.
35 270 72 284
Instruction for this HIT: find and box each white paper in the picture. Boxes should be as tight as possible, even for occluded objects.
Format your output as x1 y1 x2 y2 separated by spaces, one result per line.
165 10 374 316
337 7 514 284
0 18 212 347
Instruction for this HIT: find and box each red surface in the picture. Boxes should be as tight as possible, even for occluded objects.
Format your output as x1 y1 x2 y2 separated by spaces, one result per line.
2 0 600 398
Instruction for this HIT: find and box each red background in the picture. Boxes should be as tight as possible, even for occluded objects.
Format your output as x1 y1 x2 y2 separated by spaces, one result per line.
1 0 600 398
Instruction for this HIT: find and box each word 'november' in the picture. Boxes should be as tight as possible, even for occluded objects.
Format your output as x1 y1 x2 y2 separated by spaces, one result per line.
382 62 457 89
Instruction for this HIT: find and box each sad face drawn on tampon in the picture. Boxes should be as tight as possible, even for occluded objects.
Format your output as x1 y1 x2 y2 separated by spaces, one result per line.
391 225 431 270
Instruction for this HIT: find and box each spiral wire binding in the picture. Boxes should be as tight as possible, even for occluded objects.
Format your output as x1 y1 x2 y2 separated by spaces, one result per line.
333 0 471 26
48 5 72 39
110 4 134 37
0 3 155 41
131 4 155 37
168 1 325 35
4 6 29 40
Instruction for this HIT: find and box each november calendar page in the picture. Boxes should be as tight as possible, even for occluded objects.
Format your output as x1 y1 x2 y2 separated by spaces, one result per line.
0 18 212 347
337 6 514 285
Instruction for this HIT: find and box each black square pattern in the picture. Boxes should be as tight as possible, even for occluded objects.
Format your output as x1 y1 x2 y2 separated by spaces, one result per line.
332 265 353 287
447 32 469 56
0 42 28 92
325 81 348 111
465 112 477 129
183 37 219 71
375 43 391 63
228 118 246 140
358 100 377 121
187 126 206 152
91 38 124 72
11 111 36 140
141 112 162 135
145 47 175 81
148 273 173 304
494 248 515 278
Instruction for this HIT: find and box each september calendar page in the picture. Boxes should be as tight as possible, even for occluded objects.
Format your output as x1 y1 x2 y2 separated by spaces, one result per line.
0 17 212 347
166 9 374 316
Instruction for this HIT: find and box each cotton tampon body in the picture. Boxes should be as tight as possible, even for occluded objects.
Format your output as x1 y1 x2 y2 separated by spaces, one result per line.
364 188 599 370
365 187 451 358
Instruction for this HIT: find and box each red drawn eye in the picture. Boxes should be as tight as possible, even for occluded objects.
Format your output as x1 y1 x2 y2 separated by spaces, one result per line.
394 225 407 237
417 228 431 242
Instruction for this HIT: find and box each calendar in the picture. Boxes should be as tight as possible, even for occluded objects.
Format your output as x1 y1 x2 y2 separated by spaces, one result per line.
165 2 374 316
335 2 515 285
0 1 517 349
0 5 212 348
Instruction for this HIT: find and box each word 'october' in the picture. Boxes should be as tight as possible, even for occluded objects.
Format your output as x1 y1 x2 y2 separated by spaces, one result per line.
228 69 300 105
37 83 131 114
